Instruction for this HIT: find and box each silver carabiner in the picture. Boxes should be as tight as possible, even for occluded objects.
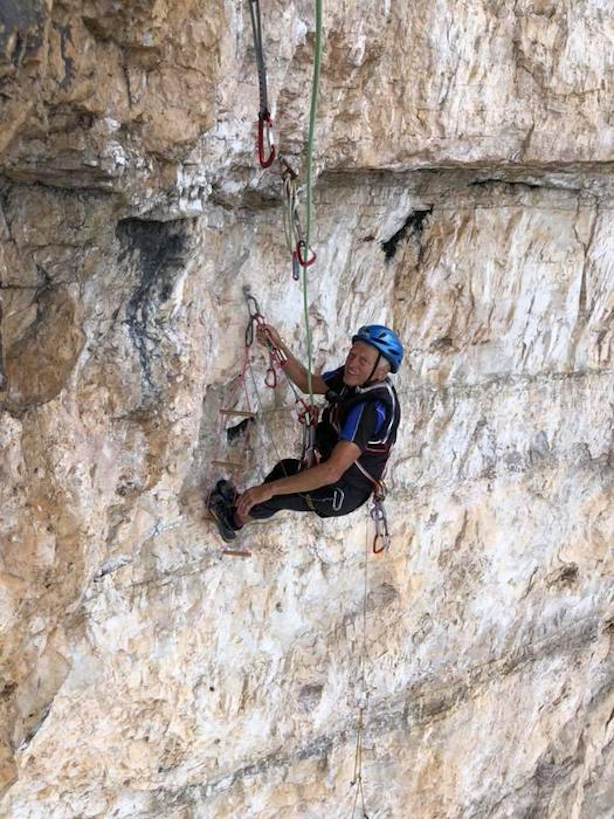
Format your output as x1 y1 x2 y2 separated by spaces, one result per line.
332 487 345 512
371 498 390 554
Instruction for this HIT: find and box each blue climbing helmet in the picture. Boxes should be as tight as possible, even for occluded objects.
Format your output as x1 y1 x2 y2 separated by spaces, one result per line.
352 325 404 373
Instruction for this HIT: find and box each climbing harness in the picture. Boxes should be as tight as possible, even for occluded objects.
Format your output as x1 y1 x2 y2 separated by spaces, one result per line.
325 383 396 554
332 486 345 513
247 0 276 168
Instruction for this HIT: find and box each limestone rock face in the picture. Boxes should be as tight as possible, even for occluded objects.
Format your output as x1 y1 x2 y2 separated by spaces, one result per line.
1 2 613 818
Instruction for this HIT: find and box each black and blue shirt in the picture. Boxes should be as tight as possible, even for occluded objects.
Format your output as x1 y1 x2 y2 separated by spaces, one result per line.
317 366 401 492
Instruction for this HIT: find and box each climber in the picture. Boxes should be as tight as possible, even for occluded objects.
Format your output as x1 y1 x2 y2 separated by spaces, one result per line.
208 324 403 542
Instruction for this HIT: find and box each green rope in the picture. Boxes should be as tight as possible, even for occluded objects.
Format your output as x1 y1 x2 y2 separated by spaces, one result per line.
302 0 323 405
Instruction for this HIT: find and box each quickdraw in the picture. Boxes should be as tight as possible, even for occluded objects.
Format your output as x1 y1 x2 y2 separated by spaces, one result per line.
354 459 392 555
247 0 276 168
247 9 317 278
243 286 286 389
370 488 391 554
281 159 317 278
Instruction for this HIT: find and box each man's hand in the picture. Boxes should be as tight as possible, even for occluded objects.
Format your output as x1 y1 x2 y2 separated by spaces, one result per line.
236 483 275 517
256 323 283 350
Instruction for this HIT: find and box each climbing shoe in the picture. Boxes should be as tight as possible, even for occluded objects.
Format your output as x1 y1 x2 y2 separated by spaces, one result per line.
207 489 237 543
214 479 238 506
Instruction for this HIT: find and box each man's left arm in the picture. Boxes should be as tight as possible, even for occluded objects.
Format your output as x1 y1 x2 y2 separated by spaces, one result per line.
236 441 361 516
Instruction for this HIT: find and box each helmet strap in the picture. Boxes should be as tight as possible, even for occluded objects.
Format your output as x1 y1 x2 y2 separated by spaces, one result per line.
365 353 381 385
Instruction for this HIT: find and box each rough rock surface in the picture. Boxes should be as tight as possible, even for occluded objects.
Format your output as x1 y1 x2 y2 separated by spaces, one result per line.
1 1 613 818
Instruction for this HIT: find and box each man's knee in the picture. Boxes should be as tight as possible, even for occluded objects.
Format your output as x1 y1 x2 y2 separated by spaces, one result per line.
264 459 301 484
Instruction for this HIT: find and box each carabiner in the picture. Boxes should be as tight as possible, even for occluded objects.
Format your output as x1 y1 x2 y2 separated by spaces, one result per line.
245 311 266 348
296 239 317 267
280 157 297 181
297 399 318 428
265 365 277 389
373 531 388 554
258 113 276 169
332 487 345 512
370 499 390 554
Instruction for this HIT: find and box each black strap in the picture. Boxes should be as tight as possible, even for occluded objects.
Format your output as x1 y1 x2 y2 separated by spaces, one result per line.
247 0 270 118
365 353 381 386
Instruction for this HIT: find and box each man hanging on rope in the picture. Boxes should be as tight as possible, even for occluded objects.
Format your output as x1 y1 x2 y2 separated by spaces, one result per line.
208 325 403 542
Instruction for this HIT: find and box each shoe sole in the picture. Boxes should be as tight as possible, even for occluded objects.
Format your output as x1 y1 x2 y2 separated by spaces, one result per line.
208 507 236 543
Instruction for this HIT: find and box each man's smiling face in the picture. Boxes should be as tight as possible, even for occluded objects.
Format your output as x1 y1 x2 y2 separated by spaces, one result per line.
343 340 383 387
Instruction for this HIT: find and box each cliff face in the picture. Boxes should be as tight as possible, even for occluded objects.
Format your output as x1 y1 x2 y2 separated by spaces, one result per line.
1 2 613 817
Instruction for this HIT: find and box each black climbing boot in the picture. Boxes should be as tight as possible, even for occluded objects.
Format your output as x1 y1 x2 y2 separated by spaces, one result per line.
215 479 238 507
208 489 237 543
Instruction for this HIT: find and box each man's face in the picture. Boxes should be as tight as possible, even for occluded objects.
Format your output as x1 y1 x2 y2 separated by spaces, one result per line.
343 340 383 387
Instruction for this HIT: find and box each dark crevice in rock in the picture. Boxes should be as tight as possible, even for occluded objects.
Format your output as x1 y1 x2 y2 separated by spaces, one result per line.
399 364 614 401
381 207 433 262
470 178 544 191
116 217 189 391
94 555 132 580
0 680 17 701
226 416 254 443
0 0 47 67
17 702 52 752
81 15 114 44
52 22 74 90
